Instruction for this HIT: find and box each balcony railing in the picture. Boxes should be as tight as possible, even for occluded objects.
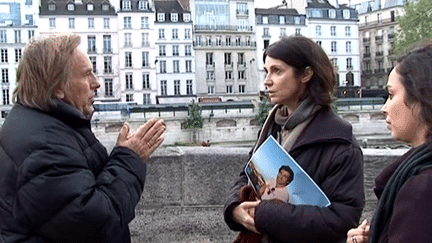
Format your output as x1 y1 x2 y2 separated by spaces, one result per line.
194 25 253 32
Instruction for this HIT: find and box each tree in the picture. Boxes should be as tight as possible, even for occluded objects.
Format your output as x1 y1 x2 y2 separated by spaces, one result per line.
184 100 204 142
393 0 432 55
255 97 273 128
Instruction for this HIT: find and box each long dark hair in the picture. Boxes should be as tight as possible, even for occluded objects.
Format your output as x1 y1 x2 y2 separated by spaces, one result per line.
263 35 336 110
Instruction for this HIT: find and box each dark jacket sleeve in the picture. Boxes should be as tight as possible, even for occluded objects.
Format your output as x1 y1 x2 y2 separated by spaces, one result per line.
223 168 249 231
15 141 146 243
254 146 364 243
387 168 432 242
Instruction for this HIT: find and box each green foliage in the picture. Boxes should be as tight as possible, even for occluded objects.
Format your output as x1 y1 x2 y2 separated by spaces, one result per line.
185 100 204 129
256 97 273 127
393 0 432 55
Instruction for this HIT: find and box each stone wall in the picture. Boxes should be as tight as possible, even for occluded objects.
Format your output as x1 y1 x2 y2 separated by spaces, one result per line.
128 147 407 243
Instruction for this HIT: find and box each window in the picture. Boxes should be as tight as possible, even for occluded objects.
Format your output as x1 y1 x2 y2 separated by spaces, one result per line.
125 73 133 90
264 28 269 36
15 49 22 63
172 45 179 56
139 0 148 10
141 17 149 29
14 30 21 43
330 26 336 36
0 49 7 63
225 71 232 80
206 53 213 65
224 53 232 65
226 36 231 46
238 70 246 79
238 53 244 65
343 9 350 19
186 80 193 95
48 3 55 10
173 60 180 73
280 28 286 37
171 13 178 22
237 2 248 14
295 28 301 36
67 3 75 11
122 0 131 10
207 71 215 80
88 18 94 29
206 36 212 46
87 36 96 53
263 16 268 24
87 3 94 11
142 51 149 67
377 13 382 23
329 9 336 18
195 35 202 46
28 30 34 40
316 41 322 46
172 29 178 39
208 86 215 94
160 61 166 73
142 33 149 46
331 58 338 69
216 36 222 46
279 16 285 24
102 4 109 11
246 36 251 46
185 29 191 39
0 31 6 43
174 80 180 95
124 33 132 47
331 41 337 52
185 60 192 73
346 41 352 53
159 45 166 56
104 18 110 29
3 88 9 105
125 52 132 68
126 94 133 102
142 73 150 89
294 16 300 25
103 35 112 53
1 69 8 83
347 58 353 69
124 17 131 29
315 26 321 36
158 13 165 22
89 56 96 73
344 27 351 37
68 18 75 29
159 29 165 39
25 14 33 25
239 85 245 93
235 36 241 46
161 80 167 95
185 45 192 56
104 56 112 73
226 85 233 94
105 79 113 97
183 13 190 22
49 18 55 28
143 93 151 104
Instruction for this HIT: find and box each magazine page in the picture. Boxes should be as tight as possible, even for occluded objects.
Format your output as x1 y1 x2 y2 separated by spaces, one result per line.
245 136 331 207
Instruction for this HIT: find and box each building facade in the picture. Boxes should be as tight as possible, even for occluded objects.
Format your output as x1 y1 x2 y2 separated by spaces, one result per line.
190 0 260 102
306 0 361 98
354 0 405 97
154 0 195 104
0 0 39 117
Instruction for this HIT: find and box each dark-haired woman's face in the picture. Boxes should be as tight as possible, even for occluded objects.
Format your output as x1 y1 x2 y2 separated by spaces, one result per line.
264 56 305 113
382 67 428 147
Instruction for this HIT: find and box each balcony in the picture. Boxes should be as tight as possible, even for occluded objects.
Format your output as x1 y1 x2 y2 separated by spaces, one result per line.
194 25 253 33
363 37 370 43
225 62 233 70
375 35 383 42
236 9 249 16
206 62 215 70
363 53 371 58
376 51 384 57
88 47 97 54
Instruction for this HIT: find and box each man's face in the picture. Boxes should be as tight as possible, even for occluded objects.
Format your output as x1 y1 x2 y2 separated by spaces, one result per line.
276 169 291 186
59 48 100 118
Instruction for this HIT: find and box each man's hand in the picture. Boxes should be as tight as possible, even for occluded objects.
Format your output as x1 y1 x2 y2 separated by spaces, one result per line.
232 201 261 234
116 118 166 161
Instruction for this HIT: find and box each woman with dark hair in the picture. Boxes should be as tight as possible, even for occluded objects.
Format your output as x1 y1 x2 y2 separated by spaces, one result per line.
347 41 432 243
224 35 364 243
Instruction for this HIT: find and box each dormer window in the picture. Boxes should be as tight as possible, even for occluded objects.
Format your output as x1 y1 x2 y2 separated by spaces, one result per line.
122 0 131 10
329 9 336 18
343 9 350 19
171 13 178 22
48 3 56 10
67 3 74 11
138 0 148 10
102 4 109 11
183 13 190 22
158 13 165 22
87 3 94 11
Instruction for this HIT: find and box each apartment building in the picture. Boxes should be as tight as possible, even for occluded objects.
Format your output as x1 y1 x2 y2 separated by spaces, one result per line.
0 0 39 117
354 0 405 97
154 0 195 104
190 0 259 102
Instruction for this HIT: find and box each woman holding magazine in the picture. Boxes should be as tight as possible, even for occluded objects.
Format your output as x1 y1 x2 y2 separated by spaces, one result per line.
347 41 432 243
223 35 364 243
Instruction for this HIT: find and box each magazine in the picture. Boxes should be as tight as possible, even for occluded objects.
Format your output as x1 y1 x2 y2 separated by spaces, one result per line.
245 136 331 207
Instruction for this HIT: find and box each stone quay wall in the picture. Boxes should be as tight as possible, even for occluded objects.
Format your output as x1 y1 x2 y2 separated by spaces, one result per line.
128 147 407 243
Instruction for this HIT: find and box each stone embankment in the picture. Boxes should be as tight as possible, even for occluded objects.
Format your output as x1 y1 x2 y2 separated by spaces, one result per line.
128 146 407 243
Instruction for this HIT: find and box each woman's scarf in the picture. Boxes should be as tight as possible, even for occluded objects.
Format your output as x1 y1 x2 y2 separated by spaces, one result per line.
369 142 432 243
